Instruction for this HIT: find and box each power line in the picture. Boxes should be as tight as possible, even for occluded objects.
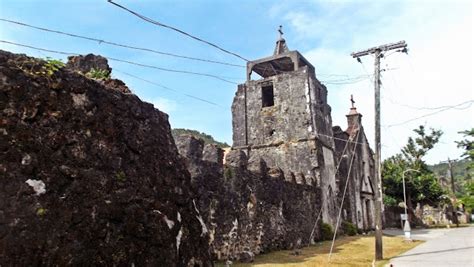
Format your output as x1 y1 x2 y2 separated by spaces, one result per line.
381 69 472 112
383 90 473 112
318 132 365 145
233 130 367 152
328 128 361 262
326 130 354 252
0 40 239 84
114 69 224 108
323 74 372 82
256 65 372 85
2 39 226 108
322 75 372 85
107 0 249 62
386 100 473 127
0 18 244 68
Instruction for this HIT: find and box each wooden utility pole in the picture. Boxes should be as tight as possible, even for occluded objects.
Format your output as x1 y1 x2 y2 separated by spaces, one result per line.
447 158 455 195
351 41 407 260
445 158 459 227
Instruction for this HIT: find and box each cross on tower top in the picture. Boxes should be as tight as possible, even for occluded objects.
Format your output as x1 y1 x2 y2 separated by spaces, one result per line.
273 25 289 55
278 25 283 40
350 94 355 108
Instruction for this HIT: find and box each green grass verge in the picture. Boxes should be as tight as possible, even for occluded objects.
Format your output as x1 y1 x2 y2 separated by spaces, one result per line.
215 235 423 267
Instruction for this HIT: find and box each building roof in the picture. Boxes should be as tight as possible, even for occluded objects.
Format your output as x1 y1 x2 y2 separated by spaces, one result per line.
246 27 314 80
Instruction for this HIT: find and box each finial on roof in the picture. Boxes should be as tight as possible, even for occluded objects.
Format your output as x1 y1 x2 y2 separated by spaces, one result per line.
348 94 359 116
274 25 289 55
278 25 283 40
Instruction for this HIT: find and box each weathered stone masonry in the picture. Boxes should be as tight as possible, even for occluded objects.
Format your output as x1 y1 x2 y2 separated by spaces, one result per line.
0 35 378 265
232 36 338 225
176 135 322 262
333 104 376 231
0 51 212 266
172 36 378 262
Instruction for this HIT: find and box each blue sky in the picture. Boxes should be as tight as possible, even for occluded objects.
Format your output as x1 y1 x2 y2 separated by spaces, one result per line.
1 0 472 164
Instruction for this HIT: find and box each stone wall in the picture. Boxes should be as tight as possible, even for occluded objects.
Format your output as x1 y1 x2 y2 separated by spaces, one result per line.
0 51 211 266
175 135 322 262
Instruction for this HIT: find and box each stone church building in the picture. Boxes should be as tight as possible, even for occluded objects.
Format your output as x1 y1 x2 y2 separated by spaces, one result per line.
231 31 375 230
333 103 376 230
175 31 377 261
2 34 377 264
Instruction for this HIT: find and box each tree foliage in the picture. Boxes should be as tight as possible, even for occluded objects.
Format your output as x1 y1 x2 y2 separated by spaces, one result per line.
456 128 474 212
401 125 442 168
429 158 471 197
460 182 474 213
382 126 445 208
171 128 230 148
456 128 474 169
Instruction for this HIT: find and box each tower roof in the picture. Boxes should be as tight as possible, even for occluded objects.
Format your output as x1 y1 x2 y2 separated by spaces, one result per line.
246 26 314 81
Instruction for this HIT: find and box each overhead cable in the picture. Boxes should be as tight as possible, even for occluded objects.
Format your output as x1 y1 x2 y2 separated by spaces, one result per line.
0 18 244 68
328 129 361 262
0 40 239 84
114 69 224 108
310 127 355 246
386 100 473 127
107 0 249 62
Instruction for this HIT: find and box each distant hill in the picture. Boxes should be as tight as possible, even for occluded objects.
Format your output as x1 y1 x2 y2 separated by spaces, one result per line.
171 128 230 148
429 158 472 196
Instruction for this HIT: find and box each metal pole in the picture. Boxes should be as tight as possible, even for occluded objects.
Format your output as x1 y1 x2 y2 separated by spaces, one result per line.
448 158 455 195
402 171 408 220
402 169 419 241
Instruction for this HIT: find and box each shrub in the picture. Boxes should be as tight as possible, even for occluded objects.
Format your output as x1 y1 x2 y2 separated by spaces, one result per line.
86 68 111 80
320 222 334 241
42 57 65 77
342 221 357 236
383 195 398 207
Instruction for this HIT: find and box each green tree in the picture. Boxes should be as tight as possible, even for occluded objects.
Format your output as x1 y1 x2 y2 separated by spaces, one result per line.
456 128 474 169
401 125 442 169
456 128 474 212
460 182 474 213
382 126 445 210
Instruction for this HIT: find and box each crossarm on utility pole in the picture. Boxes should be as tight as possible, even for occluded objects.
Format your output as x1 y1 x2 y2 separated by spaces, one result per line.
351 41 407 58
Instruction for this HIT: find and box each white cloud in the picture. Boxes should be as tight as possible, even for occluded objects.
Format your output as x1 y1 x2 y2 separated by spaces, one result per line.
274 0 473 163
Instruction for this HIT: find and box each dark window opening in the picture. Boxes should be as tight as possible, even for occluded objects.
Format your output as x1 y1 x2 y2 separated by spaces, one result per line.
262 84 274 107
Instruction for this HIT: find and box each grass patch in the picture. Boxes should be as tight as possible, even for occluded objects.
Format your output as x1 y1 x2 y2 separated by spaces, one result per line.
426 223 471 229
220 235 422 267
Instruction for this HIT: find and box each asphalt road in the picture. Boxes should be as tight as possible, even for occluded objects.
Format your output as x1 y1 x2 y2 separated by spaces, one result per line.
386 226 474 267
